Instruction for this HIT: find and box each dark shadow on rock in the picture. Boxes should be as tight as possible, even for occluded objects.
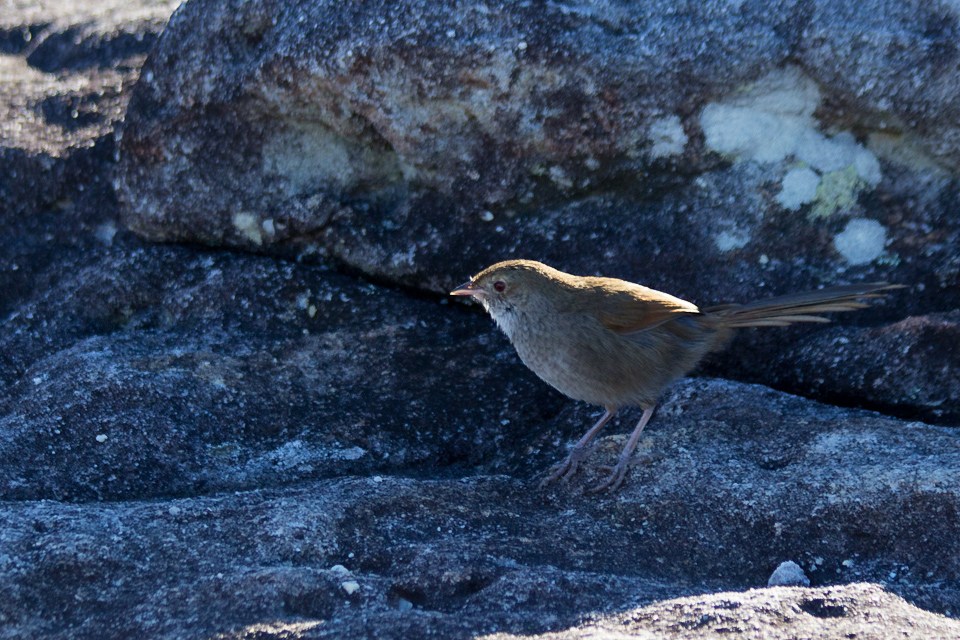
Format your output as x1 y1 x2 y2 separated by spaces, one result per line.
26 27 160 72
37 91 108 131
0 24 48 55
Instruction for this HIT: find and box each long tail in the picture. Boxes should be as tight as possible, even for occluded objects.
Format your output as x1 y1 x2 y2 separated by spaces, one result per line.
704 282 905 328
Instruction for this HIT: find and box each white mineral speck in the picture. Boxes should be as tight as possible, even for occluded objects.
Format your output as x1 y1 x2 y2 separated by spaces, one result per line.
480 211 494 222
854 147 883 185
548 166 572 188
648 115 687 158
341 580 360 595
94 222 118 246
834 218 887 265
95 434 108 443
232 212 263 245
715 230 750 252
168 506 182 516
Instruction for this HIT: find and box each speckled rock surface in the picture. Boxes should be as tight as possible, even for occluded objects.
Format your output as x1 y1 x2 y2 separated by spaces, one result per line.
112 0 960 422
485 583 960 640
116 0 960 307
0 245 558 501
4 377 960 639
745 311 960 423
0 0 178 218
3 1 960 638
5 363 960 636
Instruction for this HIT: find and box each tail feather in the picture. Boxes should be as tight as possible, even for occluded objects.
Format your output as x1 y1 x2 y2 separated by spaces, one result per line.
706 282 904 329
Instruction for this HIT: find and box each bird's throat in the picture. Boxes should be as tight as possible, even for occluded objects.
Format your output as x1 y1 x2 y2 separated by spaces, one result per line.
488 304 521 341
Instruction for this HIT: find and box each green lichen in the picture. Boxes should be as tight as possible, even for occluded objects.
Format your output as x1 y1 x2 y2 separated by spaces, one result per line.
810 165 865 219
876 252 901 268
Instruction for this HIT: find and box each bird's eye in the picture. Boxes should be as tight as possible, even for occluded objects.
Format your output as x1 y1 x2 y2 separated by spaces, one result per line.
493 280 506 293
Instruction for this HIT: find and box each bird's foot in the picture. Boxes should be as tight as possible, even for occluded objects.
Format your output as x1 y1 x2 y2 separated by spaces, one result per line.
587 460 630 493
539 446 592 487
587 453 657 493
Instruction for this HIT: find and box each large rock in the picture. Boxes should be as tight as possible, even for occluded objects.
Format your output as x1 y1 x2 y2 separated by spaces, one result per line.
113 0 960 421
116 0 960 306
0 243 558 501
4 375 960 637
722 311 960 423
487 583 960 640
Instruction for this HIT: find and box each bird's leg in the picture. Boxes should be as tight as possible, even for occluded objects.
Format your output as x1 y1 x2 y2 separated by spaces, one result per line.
540 408 616 487
589 405 656 493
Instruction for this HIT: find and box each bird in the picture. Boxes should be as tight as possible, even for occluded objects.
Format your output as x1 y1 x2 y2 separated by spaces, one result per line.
450 259 903 492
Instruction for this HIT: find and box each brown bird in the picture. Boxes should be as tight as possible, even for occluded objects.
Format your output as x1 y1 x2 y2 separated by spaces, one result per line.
451 259 902 492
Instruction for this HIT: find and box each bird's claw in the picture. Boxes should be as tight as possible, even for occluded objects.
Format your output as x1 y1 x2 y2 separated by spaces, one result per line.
539 465 567 488
539 446 592 488
587 462 629 493
588 452 657 493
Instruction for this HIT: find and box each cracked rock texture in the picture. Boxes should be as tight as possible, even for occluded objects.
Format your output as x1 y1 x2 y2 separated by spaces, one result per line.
2 0 959 638
116 0 960 304
113 0 960 422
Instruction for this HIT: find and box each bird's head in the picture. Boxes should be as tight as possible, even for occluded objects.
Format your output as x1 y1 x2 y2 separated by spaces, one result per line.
450 259 566 320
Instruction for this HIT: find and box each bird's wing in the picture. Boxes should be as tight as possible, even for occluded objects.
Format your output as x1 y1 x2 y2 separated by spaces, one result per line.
573 278 702 335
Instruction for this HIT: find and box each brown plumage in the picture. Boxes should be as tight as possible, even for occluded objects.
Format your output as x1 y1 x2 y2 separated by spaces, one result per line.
451 259 903 492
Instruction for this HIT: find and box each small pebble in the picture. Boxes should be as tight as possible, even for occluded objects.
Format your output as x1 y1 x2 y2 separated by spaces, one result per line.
767 560 810 587
341 580 360 595
95 434 108 443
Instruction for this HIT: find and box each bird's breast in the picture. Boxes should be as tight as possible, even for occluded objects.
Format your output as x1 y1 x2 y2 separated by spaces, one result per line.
498 309 642 407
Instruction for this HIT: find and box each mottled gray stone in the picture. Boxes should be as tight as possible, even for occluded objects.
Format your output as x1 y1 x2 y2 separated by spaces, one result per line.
485 583 960 640
113 0 960 422
3 1 960 638
115 0 960 306
768 560 811 587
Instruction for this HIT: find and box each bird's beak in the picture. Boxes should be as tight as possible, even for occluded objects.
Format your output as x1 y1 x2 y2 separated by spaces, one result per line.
450 280 484 298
